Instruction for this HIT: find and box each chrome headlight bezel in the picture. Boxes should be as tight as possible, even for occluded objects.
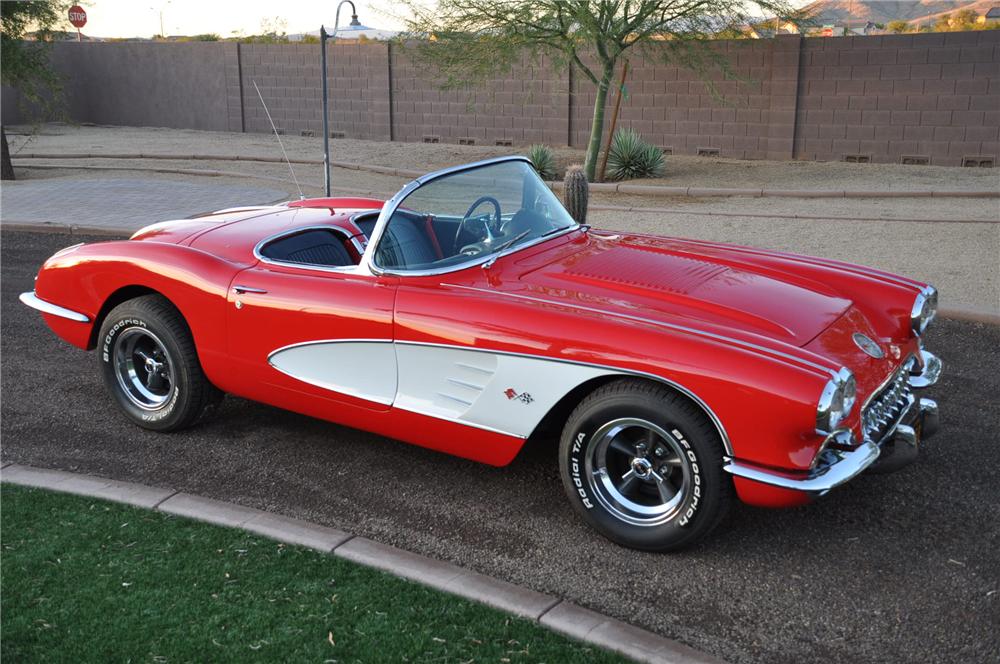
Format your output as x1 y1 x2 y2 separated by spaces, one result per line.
910 285 938 336
816 368 857 434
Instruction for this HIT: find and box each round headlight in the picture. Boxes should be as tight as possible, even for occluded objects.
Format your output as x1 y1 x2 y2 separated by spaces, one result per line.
910 286 938 336
816 368 857 433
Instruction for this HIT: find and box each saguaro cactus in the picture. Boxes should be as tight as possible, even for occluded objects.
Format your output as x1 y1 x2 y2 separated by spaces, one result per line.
563 165 589 225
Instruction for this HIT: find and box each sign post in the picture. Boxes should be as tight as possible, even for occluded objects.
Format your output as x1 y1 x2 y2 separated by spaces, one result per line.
68 5 87 41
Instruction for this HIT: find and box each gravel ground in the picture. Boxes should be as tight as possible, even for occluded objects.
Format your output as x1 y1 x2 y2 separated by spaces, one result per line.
8 123 1000 193
3 230 999 664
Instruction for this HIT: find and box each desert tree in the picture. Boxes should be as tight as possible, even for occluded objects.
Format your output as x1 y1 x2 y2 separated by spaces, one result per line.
1 0 70 180
394 0 793 180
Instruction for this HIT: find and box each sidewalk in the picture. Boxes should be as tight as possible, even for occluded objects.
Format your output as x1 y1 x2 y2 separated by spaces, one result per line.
0 176 287 230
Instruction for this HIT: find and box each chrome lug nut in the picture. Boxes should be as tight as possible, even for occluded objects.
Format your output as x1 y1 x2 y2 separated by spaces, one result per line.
654 446 666 457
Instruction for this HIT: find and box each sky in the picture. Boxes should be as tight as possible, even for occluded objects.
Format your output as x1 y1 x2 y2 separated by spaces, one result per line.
60 0 413 38
59 0 815 39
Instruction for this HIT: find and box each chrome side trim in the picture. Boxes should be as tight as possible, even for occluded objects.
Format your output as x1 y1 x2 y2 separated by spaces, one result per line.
19 291 90 323
252 224 369 275
263 337 735 454
442 284 839 379
724 441 881 495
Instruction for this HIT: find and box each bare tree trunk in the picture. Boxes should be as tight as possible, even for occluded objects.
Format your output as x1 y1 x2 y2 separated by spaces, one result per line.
1 126 14 181
584 65 615 182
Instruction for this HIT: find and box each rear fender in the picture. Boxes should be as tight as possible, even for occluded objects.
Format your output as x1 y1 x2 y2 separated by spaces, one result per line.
33 240 245 385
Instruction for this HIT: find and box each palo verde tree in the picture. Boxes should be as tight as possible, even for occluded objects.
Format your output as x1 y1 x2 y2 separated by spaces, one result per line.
395 0 793 181
1 0 70 180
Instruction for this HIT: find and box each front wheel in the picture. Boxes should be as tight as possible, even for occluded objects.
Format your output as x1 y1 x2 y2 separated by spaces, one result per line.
98 294 219 431
559 379 732 551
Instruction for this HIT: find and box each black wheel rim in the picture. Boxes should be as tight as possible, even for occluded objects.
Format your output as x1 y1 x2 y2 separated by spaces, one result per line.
113 327 174 410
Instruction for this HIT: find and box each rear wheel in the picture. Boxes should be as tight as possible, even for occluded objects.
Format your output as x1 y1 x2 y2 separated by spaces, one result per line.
98 295 219 431
559 379 732 551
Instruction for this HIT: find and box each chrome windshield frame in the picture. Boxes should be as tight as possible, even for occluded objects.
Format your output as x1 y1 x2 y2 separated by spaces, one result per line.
358 155 580 277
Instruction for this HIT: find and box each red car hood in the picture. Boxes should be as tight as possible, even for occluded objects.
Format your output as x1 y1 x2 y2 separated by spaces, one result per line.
512 231 852 348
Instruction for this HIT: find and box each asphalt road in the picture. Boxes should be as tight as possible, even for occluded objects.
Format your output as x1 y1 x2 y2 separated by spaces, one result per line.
3 230 998 664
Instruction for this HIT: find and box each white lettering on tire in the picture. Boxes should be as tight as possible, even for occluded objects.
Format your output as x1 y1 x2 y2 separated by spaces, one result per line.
673 427 701 527
102 318 147 363
570 432 594 509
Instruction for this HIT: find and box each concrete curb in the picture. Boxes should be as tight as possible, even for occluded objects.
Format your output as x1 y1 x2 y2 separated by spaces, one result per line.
0 464 724 664
587 204 1000 225
15 153 999 199
939 307 1000 326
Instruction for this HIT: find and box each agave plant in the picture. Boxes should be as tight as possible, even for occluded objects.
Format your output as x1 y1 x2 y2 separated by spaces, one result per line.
526 144 557 181
606 128 665 181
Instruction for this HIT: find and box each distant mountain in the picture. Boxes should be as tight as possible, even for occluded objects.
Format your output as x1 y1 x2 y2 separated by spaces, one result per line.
799 0 998 26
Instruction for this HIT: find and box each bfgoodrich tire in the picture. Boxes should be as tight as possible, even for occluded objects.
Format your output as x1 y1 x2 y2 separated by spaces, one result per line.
98 295 219 432
559 378 732 551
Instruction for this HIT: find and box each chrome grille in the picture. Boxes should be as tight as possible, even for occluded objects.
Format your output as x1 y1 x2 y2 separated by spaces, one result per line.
862 359 915 442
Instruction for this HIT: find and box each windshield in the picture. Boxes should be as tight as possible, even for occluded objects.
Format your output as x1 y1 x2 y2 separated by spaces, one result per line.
372 159 577 272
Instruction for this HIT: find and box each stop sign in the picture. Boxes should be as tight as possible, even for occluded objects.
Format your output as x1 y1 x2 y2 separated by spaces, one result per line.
68 5 87 29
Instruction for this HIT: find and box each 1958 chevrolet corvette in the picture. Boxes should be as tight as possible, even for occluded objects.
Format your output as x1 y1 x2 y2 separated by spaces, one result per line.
21 156 942 550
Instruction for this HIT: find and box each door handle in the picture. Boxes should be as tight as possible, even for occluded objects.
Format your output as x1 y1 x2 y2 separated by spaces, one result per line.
232 285 268 295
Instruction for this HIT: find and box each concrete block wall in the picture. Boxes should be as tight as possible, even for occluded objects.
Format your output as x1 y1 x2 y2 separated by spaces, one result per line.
237 42 390 141
2 33 997 167
794 31 1000 165
572 36 801 160
390 50 569 146
1 42 234 131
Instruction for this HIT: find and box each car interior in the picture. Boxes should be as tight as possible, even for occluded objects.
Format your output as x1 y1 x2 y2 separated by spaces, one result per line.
259 228 357 268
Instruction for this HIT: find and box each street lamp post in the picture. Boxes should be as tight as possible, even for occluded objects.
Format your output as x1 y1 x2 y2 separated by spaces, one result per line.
149 1 171 38
320 0 362 197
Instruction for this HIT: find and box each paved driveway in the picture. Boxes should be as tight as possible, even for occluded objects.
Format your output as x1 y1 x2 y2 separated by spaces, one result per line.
2 231 999 664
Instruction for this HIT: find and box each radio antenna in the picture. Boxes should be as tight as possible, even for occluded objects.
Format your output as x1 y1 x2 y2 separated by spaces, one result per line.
252 80 304 200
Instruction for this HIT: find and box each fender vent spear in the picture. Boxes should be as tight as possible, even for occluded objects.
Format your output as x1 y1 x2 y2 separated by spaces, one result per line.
252 80 304 200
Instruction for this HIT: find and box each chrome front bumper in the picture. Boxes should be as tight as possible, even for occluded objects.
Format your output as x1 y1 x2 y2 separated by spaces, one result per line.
724 351 941 496
19 291 90 323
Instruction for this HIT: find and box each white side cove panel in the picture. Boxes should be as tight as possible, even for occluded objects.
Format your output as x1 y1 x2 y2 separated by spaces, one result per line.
393 343 615 438
268 341 397 405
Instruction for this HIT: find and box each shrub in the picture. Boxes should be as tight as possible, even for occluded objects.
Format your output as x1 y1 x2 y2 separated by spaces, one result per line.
605 128 665 181
526 144 557 180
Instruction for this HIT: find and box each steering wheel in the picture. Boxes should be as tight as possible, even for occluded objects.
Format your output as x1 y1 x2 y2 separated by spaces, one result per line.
454 196 501 253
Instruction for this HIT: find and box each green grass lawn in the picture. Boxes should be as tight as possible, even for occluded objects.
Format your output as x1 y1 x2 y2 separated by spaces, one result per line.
1 484 625 663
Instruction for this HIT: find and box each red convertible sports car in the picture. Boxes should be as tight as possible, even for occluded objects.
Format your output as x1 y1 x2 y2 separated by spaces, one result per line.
21 156 941 550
